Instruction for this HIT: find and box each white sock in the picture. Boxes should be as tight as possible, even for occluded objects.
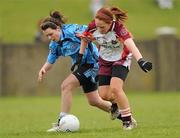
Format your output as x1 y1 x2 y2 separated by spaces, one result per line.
59 112 68 119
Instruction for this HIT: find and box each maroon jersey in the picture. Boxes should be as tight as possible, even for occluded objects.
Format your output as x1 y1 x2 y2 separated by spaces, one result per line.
83 20 132 69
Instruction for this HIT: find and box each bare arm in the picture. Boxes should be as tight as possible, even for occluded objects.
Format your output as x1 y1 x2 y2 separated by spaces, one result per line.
38 62 53 82
76 33 89 54
124 38 143 61
79 39 88 54
124 38 152 72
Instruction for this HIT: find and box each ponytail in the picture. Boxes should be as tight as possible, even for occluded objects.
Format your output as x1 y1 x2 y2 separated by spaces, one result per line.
40 11 67 31
110 7 128 23
49 11 67 26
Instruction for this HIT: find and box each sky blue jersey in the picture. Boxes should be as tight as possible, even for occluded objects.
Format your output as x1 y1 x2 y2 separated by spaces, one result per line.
47 24 98 65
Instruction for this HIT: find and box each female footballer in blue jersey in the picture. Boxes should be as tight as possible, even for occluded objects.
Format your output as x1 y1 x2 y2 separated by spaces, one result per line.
37 11 118 132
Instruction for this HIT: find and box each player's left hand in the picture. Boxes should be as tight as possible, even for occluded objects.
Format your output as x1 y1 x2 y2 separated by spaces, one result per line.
71 53 83 72
138 58 152 73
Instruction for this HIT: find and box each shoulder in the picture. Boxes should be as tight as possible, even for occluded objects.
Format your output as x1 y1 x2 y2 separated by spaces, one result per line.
62 24 87 31
114 22 132 40
62 24 75 31
62 24 87 35
48 41 58 55
49 41 58 48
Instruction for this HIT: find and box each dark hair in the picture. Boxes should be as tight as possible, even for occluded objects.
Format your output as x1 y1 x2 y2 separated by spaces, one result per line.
40 21 57 30
40 11 67 31
95 6 128 24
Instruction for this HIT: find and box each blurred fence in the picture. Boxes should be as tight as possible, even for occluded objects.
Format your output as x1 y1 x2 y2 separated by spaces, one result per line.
0 43 71 96
0 34 180 96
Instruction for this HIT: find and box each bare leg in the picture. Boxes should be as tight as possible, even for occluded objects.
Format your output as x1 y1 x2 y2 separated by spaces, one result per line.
98 85 115 102
110 77 130 110
85 90 111 112
98 85 121 120
60 74 80 113
110 77 137 130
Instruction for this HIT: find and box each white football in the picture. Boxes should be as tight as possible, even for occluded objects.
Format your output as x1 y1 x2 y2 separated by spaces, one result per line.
59 114 80 132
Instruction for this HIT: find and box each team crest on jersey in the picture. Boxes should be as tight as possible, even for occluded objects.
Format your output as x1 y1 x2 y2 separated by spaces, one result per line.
111 40 118 45
93 31 121 48
120 27 128 36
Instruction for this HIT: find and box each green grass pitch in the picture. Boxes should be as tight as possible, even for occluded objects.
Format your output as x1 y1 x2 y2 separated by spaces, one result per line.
0 92 180 138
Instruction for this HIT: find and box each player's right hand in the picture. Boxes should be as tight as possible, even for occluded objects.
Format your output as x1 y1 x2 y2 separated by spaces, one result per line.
38 68 46 82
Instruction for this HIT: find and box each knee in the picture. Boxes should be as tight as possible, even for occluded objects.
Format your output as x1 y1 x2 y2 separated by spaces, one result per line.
61 82 72 94
111 87 122 96
99 91 110 101
99 92 107 100
100 94 111 101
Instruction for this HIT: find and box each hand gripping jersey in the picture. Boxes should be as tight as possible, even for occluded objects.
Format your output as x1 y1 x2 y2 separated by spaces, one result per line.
84 20 133 68
47 24 98 65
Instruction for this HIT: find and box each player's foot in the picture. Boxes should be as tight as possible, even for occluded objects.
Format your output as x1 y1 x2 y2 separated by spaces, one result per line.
47 119 61 132
110 103 120 120
122 117 137 130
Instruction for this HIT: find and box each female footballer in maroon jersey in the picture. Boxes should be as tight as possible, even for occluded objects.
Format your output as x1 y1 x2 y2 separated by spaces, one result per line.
76 6 152 130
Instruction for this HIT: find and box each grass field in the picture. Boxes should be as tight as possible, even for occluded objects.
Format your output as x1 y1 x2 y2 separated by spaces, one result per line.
0 92 180 138
0 0 179 43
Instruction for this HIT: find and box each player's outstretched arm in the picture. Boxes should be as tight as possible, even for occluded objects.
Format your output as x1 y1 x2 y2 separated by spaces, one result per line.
124 38 152 72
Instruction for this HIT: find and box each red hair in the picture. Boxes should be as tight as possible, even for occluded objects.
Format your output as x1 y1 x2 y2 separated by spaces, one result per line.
95 7 128 24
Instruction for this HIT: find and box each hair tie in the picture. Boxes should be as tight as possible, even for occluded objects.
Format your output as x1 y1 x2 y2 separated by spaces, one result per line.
112 15 116 21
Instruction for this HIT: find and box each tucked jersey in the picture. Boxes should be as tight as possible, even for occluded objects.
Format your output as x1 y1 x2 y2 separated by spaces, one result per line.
84 20 132 63
47 24 98 65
